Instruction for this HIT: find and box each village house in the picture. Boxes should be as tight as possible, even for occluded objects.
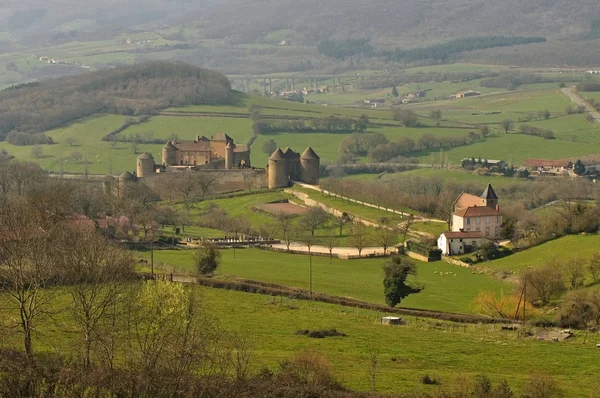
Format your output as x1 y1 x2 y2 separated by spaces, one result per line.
437 184 502 255
524 157 600 176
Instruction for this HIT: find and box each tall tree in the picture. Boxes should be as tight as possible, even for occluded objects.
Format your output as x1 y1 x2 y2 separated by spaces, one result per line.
382 255 420 308
300 207 329 236
500 119 514 134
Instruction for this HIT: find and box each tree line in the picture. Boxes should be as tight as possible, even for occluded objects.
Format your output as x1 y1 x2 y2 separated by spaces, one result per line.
318 36 546 63
252 113 369 135
0 61 233 141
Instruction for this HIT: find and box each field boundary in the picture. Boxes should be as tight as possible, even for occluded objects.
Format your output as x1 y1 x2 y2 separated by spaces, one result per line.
145 272 511 324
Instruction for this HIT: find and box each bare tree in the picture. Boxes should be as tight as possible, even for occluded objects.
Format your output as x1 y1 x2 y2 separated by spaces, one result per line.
375 225 397 255
325 236 338 264
72 151 83 163
302 233 317 298
362 341 381 392
335 213 352 237
563 257 586 290
301 207 329 236
67 137 77 147
500 119 514 134
9 160 45 196
175 171 197 210
349 222 370 257
0 201 60 363
197 173 216 200
62 230 134 368
523 262 566 305
274 212 295 250
589 253 600 282
30 145 43 158
399 215 415 242
0 157 13 196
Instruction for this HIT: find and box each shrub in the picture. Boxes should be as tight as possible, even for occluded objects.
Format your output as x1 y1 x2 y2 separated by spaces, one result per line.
421 374 440 385
295 329 347 338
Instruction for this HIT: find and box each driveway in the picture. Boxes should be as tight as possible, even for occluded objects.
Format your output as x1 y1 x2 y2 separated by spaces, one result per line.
561 87 600 122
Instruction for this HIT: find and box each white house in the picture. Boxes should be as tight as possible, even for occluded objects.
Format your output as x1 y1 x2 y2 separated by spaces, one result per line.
437 231 490 255
438 184 503 255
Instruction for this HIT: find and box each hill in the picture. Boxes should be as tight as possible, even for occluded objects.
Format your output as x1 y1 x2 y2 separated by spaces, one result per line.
0 61 233 140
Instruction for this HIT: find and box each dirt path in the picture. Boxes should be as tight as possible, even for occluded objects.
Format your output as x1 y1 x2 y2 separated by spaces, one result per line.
291 181 446 224
561 87 600 122
270 242 392 257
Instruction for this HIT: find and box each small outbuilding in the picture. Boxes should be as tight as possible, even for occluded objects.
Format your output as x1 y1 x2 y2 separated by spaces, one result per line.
381 316 402 326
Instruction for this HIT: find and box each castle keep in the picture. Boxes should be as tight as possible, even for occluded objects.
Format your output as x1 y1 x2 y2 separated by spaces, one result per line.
267 146 320 189
161 133 251 169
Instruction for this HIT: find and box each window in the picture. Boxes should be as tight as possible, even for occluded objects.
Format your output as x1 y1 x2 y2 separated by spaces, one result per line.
466 218 471 225
496 216 499 223
460 239 463 242
486 216 490 224
476 218 481 225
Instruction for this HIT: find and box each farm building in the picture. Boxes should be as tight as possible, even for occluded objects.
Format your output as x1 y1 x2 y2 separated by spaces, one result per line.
437 231 490 255
438 184 502 255
162 133 251 169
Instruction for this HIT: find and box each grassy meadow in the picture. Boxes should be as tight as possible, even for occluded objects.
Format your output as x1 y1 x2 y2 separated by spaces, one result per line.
144 248 510 314
1 284 597 395
484 234 600 273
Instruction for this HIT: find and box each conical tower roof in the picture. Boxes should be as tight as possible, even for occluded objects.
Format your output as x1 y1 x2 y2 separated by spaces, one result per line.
226 141 234 149
269 148 285 161
300 146 319 160
137 152 153 160
119 171 135 180
481 184 498 200
163 141 176 149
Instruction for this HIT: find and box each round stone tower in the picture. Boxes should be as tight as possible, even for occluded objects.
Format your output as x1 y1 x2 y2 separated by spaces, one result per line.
299 146 320 185
225 141 234 169
162 141 177 166
268 148 289 189
118 171 135 192
136 152 155 179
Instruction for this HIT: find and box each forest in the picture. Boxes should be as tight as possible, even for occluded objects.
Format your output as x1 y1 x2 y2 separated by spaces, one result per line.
0 62 233 140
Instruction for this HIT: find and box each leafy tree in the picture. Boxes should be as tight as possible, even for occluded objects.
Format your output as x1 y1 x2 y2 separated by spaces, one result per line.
391 86 399 97
261 139 278 155
500 119 513 134
479 125 490 137
356 114 369 131
393 108 420 127
382 255 419 307
543 109 551 119
573 159 586 175
194 242 221 275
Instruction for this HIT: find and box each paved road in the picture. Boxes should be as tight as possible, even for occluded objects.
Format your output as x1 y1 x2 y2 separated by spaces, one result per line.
562 87 600 122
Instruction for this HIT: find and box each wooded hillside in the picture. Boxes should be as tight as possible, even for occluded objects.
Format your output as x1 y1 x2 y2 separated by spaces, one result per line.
0 62 232 138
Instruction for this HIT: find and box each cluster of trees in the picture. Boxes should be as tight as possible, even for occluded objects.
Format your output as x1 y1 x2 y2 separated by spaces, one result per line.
383 36 546 63
252 114 368 136
356 71 499 90
393 108 421 127
517 125 556 140
481 72 550 90
576 81 600 92
317 38 374 59
516 109 551 122
5 131 54 146
565 104 586 114
0 61 232 140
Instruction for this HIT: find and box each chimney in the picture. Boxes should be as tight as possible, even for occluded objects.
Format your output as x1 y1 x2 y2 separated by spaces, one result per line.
496 205 500 212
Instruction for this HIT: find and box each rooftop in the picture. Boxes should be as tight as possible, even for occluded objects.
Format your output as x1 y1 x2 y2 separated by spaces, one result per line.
480 184 498 200
300 146 319 160
454 206 500 218
269 148 285 161
442 231 487 239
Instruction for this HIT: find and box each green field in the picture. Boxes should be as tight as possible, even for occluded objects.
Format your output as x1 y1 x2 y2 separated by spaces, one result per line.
146 248 509 314
484 234 600 273
2 284 597 395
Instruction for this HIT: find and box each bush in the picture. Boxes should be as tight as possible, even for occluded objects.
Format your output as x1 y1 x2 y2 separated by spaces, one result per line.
194 242 222 275
295 329 347 338
421 374 440 385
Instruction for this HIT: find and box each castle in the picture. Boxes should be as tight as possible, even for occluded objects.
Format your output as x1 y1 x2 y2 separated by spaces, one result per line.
130 133 320 190
160 133 251 171
267 146 320 189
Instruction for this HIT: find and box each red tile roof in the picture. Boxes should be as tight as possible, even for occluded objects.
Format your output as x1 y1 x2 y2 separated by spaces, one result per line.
454 206 500 217
453 192 481 211
523 158 567 168
442 231 487 239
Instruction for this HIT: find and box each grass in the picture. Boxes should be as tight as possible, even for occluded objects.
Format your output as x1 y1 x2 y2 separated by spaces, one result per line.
484 234 600 273
145 248 509 314
1 284 598 395
412 221 448 237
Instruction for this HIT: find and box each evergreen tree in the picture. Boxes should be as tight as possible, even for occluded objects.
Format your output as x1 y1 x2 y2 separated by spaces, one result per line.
391 86 399 98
